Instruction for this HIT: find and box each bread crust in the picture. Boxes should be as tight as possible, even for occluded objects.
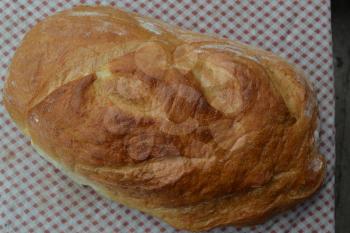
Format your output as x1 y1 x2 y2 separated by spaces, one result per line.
3 6 325 231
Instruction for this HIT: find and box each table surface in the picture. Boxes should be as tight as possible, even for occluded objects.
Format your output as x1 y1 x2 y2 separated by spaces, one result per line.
0 1 336 233
332 0 350 232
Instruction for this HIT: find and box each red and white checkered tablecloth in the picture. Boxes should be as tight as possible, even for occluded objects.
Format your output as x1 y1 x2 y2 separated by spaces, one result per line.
0 0 335 232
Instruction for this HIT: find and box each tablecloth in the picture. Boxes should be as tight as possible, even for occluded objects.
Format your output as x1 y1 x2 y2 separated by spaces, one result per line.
0 0 335 232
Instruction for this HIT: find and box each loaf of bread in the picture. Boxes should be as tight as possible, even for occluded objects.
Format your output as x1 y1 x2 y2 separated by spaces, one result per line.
3 6 325 231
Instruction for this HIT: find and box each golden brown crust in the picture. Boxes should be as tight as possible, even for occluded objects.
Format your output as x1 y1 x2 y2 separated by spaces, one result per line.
3 6 325 231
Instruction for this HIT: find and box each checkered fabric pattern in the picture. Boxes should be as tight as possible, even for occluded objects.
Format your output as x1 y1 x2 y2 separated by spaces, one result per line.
0 0 334 232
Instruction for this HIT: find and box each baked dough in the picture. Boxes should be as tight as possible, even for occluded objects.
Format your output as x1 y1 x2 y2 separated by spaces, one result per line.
3 6 325 231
